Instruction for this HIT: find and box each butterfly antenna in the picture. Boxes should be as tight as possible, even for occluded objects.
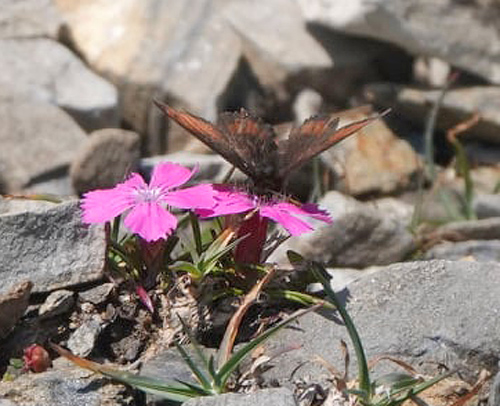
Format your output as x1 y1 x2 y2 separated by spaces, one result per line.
222 165 236 183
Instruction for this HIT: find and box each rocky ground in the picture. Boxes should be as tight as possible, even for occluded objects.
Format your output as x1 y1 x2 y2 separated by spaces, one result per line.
1 1 500 405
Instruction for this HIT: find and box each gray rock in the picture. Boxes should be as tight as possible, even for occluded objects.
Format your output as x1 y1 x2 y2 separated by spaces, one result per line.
67 314 104 357
140 347 206 404
70 128 141 194
432 217 500 241
22 175 75 197
224 0 392 105
364 84 500 144
183 388 297 406
271 192 416 268
320 106 421 196
56 0 243 155
79 283 114 305
293 89 323 124
0 399 17 406
424 240 500 262
0 281 32 339
0 358 132 406
0 38 118 132
223 0 331 74
0 197 61 216
0 200 105 295
298 0 500 85
489 368 500 406
474 194 500 219
0 0 62 39
141 152 233 184
265 260 500 386
39 289 75 319
0 99 87 193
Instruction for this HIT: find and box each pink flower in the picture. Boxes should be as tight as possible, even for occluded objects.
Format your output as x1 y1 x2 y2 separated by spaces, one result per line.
196 186 332 236
82 162 215 242
197 186 332 263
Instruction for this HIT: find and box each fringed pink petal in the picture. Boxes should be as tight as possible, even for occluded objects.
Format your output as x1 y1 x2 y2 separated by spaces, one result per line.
81 188 135 223
149 162 195 190
162 184 215 209
300 203 332 223
260 203 314 236
196 186 255 218
124 201 177 241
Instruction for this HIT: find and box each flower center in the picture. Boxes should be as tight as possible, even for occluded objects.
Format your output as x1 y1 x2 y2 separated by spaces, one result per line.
135 186 162 203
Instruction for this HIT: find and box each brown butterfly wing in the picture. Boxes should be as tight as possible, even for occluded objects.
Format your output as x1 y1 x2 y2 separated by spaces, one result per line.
154 101 251 177
155 100 279 183
278 109 386 179
217 110 279 184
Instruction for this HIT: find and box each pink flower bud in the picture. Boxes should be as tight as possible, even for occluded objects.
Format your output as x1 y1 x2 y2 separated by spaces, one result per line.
23 344 51 373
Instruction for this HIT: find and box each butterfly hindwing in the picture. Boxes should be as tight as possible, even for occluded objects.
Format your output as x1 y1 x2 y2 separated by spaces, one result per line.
278 109 385 179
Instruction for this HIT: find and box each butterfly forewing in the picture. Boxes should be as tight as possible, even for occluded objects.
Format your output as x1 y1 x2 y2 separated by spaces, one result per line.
278 111 384 179
154 101 250 176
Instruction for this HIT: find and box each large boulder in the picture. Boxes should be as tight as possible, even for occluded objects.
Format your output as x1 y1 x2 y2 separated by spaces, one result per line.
298 0 500 84
0 38 118 131
0 99 87 193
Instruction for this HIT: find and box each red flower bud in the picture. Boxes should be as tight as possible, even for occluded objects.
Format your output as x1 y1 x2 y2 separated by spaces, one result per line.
23 344 51 373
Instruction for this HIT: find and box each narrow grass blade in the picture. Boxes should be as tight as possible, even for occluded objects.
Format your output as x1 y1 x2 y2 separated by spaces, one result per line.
216 303 322 388
310 261 371 401
51 343 199 402
174 341 212 391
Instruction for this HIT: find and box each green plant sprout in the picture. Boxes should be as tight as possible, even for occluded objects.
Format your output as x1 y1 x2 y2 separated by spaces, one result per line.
292 252 453 406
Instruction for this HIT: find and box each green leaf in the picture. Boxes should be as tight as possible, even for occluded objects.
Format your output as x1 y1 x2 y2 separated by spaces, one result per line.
266 289 336 309
216 304 321 388
171 261 202 278
94 367 201 402
310 261 371 401
9 358 23 369
174 341 212 391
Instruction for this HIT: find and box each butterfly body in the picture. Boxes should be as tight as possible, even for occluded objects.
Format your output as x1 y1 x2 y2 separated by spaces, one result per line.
154 101 386 194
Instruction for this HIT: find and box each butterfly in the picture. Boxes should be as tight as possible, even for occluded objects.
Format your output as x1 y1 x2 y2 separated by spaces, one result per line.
154 100 387 193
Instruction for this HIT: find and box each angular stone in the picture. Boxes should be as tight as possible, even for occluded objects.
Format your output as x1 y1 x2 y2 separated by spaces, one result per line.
70 128 141 194
140 152 233 184
67 315 104 357
424 240 500 262
431 217 500 242
0 0 63 39
0 358 131 406
78 283 114 306
0 99 87 193
0 200 105 295
474 194 500 219
55 0 243 155
265 260 500 385
223 0 331 77
365 83 500 144
0 281 32 339
320 106 421 196
298 0 500 84
39 289 75 319
270 191 416 268
0 38 118 131
183 388 297 406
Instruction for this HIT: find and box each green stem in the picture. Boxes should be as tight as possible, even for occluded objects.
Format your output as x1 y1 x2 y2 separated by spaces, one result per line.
190 212 203 256
311 262 371 401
